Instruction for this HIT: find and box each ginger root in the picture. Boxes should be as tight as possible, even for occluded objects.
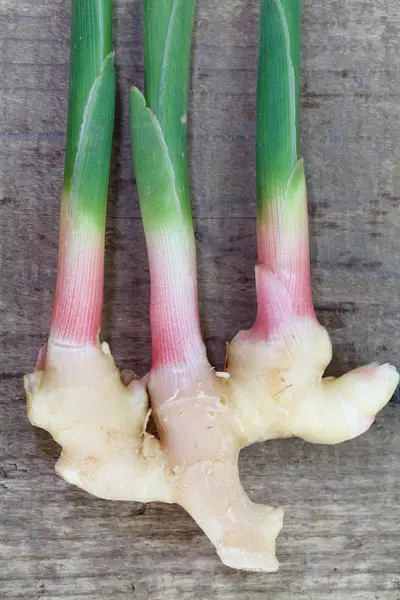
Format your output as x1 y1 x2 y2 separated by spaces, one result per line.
227 317 398 446
25 328 397 572
25 341 171 503
24 0 399 575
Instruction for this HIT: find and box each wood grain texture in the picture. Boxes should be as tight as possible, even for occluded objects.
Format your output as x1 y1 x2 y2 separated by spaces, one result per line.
0 0 399 598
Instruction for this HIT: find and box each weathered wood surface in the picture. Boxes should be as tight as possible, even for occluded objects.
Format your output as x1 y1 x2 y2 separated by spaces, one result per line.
1 0 399 598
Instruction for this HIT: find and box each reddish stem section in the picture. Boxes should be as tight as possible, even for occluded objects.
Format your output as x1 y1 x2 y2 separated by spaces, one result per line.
252 202 316 338
50 207 104 346
147 229 205 371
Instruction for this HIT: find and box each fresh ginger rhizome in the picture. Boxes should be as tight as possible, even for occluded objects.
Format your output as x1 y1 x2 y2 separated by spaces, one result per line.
25 0 399 572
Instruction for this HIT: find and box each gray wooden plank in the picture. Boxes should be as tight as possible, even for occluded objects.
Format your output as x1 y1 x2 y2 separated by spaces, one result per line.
1 0 399 598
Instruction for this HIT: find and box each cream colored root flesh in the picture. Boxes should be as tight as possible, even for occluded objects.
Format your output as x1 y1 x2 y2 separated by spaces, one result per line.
24 318 398 573
150 368 283 572
24 341 171 503
146 316 399 572
227 318 399 446
25 345 284 572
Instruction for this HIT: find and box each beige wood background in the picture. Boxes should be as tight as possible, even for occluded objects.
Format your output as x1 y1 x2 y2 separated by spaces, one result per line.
0 1 399 598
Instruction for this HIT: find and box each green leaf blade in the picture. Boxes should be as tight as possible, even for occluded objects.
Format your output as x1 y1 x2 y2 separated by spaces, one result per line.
257 0 302 215
70 53 116 227
143 0 176 112
64 0 114 191
130 87 192 231
137 0 196 220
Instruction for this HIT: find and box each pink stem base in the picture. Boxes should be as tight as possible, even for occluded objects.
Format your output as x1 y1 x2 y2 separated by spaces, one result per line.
147 229 206 373
50 213 104 347
251 212 316 339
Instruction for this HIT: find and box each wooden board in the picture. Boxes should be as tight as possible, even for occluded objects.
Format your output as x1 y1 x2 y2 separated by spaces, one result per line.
0 1 399 598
